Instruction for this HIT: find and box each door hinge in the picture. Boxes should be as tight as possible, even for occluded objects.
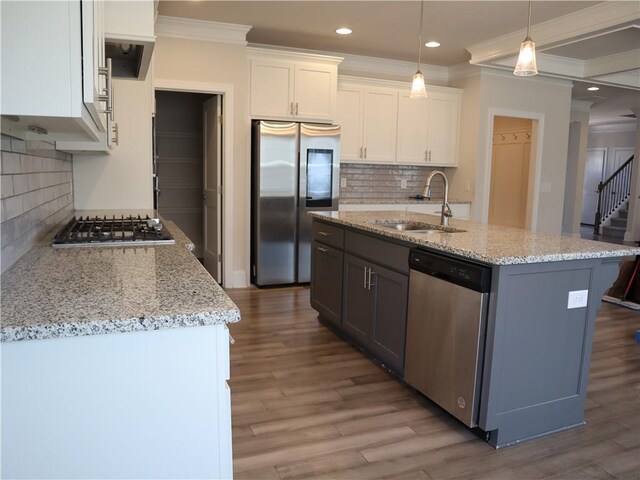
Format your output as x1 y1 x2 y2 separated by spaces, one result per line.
217 114 223 125
218 253 222 262
217 185 223 195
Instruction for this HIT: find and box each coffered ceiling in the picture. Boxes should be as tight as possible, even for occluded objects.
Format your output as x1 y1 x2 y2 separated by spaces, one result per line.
158 1 640 125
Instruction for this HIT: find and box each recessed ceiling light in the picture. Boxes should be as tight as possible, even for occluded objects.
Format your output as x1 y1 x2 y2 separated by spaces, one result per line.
425 41 440 48
336 28 352 35
587 86 600 91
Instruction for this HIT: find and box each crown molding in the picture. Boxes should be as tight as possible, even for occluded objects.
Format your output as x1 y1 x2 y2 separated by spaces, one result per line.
592 70 640 89
584 49 640 77
571 100 594 112
339 53 448 84
247 45 343 65
480 67 574 88
467 2 640 65
446 62 481 82
155 15 252 45
338 74 462 94
589 122 637 134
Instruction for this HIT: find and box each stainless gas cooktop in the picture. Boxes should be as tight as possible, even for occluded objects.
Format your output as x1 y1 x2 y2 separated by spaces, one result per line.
52 215 175 248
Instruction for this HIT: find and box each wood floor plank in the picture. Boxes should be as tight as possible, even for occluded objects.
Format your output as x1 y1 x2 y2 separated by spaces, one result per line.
226 287 640 480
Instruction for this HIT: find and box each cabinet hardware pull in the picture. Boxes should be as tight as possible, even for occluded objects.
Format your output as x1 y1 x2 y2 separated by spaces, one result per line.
98 58 113 121
359 147 363 159
290 102 295 116
229 333 235 344
367 269 375 290
363 266 368 289
318 231 330 236
428 150 432 162
364 147 367 159
295 102 299 115
317 247 328 253
112 122 119 146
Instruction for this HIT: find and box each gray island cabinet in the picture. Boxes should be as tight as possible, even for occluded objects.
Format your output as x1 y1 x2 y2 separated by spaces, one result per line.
309 211 640 448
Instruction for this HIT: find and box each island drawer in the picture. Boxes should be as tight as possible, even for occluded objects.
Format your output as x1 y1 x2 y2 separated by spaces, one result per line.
313 222 344 249
345 231 409 273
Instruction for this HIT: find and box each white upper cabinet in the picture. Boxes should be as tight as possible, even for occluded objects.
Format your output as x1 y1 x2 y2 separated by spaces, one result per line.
337 80 398 163
338 76 462 166
397 89 462 167
1 0 108 142
248 48 342 123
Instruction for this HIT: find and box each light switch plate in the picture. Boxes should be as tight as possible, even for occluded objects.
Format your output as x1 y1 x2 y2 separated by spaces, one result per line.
340 178 347 188
401 179 407 189
567 290 589 309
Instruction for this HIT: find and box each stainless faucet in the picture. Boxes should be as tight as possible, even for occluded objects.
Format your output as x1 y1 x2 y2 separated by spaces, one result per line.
421 170 453 227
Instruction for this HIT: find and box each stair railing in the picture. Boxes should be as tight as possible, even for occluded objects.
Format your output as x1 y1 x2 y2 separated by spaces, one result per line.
594 155 634 235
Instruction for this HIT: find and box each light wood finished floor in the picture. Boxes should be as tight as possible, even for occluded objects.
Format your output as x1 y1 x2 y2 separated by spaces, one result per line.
226 287 640 480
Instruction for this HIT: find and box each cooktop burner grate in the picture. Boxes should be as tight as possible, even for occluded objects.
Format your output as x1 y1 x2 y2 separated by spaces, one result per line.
52 215 175 247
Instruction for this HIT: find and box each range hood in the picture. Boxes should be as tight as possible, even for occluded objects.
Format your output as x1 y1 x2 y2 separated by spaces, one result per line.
105 37 154 80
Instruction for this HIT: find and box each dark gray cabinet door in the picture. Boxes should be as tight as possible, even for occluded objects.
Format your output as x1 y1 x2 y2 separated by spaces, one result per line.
370 264 408 372
342 254 373 346
310 241 343 327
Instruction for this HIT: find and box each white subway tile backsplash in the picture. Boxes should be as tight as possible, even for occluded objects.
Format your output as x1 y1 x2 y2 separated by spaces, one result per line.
1 135 73 273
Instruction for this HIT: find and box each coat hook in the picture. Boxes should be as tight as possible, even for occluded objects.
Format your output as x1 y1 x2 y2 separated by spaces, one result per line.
512 133 518 140
500 134 505 140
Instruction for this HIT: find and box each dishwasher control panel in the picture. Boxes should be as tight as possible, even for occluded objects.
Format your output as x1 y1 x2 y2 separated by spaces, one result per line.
409 249 491 293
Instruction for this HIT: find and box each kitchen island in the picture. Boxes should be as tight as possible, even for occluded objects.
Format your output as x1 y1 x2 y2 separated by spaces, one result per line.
309 210 640 448
1 215 239 479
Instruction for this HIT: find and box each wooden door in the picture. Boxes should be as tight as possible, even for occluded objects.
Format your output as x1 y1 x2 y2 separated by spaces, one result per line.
370 264 408 373
342 254 373 346
361 89 398 162
489 129 531 228
310 241 344 327
203 96 222 282
581 148 606 225
396 93 429 164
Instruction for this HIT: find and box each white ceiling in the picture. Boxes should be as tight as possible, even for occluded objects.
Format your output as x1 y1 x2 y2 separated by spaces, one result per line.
158 0 640 125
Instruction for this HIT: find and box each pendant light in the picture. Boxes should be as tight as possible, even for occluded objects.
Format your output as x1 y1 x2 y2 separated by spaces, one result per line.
410 0 427 98
514 0 538 76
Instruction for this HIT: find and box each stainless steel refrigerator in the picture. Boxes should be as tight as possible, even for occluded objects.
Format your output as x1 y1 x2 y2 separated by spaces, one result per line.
251 120 340 286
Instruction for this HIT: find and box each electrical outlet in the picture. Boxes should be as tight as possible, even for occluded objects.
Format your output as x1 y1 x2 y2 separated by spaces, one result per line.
464 180 471 192
567 290 589 309
340 178 347 188
401 179 407 189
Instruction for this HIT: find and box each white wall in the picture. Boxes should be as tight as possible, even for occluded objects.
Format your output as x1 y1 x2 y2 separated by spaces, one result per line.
153 36 249 288
588 128 635 151
474 72 571 233
73 76 154 210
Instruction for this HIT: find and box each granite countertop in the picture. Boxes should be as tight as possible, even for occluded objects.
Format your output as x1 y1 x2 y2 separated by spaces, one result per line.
311 210 640 265
1 213 239 342
339 198 471 205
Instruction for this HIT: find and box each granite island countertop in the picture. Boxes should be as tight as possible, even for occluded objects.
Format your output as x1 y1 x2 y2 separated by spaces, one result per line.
1 212 239 342
311 210 640 265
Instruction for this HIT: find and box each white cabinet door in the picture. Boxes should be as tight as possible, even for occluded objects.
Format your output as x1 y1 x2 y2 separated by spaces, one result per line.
396 93 428 164
250 59 294 119
361 89 398 163
0 0 103 141
426 91 461 166
294 63 335 122
336 88 363 162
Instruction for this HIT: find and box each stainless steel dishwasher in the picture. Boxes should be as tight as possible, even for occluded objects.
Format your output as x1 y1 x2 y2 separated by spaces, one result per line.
404 248 491 427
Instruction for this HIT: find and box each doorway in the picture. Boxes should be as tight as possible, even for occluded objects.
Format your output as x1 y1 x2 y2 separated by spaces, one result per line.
581 148 606 226
154 90 223 283
488 116 534 229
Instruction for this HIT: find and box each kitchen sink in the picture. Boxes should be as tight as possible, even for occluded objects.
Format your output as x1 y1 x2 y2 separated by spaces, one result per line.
373 222 465 233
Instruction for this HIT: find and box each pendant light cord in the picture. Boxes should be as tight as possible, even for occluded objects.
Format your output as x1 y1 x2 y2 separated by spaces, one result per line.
417 1 424 70
526 0 532 39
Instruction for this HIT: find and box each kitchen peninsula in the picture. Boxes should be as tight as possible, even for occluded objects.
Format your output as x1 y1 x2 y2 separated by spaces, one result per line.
309 210 640 448
1 215 239 479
